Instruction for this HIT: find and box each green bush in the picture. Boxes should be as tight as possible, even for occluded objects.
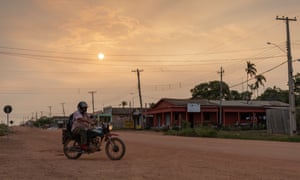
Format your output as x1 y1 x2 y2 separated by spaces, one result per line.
194 126 218 137
166 125 218 137
180 128 197 136
0 124 9 136
33 117 52 128
296 107 300 130
164 125 300 142
165 130 180 136
181 120 191 129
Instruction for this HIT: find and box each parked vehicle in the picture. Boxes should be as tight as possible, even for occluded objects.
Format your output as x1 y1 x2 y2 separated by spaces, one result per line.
62 123 126 160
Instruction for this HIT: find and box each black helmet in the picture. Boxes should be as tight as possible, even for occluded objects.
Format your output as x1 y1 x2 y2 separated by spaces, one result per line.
77 101 88 114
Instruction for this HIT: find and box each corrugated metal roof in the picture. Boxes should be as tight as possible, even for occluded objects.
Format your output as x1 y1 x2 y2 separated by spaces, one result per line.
103 107 147 115
209 100 289 107
157 98 215 107
154 98 288 108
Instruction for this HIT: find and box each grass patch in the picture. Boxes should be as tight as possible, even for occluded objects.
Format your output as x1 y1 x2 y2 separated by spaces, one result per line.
0 124 9 136
164 126 300 142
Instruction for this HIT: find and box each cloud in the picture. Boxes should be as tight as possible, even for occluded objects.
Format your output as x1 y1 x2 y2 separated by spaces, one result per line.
48 6 142 50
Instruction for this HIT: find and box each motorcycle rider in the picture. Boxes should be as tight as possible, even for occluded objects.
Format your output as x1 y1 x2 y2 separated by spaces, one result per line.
71 101 95 151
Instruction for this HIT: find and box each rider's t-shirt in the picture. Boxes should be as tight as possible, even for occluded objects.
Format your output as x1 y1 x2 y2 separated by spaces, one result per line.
71 111 90 132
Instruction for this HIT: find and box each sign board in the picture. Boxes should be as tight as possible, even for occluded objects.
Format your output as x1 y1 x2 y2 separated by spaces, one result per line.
187 103 200 112
3 105 12 114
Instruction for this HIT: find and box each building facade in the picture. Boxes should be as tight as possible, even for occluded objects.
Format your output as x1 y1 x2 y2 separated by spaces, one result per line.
146 98 289 129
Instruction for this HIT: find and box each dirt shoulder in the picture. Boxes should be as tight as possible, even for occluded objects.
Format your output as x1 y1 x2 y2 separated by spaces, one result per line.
1 126 300 180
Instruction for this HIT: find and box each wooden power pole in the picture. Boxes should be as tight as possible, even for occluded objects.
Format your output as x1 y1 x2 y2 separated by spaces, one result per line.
132 68 144 128
276 16 297 135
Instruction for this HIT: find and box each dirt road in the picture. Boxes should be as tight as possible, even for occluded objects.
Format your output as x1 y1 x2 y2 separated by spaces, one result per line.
1 127 300 180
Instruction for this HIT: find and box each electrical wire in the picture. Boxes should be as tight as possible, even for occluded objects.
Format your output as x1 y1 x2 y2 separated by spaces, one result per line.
0 50 285 66
229 60 287 88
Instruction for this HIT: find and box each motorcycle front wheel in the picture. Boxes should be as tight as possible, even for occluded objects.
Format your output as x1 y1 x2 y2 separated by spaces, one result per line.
105 137 126 160
63 139 82 160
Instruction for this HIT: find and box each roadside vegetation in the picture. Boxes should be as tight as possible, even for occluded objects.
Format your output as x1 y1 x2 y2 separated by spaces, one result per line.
164 125 300 142
33 117 53 128
0 124 10 136
161 62 300 141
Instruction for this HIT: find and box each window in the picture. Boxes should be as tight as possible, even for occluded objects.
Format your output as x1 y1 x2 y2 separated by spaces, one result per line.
240 112 252 121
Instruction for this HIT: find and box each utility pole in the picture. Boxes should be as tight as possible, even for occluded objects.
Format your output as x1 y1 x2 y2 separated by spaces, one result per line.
61 102 66 128
132 68 144 128
48 106 52 117
61 103 66 117
88 91 96 113
218 67 224 127
276 16 297 135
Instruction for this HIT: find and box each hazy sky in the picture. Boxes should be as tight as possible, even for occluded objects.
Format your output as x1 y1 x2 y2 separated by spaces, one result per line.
1 0 300 124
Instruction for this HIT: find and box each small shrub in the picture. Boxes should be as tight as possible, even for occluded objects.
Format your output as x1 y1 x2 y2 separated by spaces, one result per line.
33 117 52 128
179 128 197 136
181 121 191 129
164 125 300 142
164 130 179 135
194 126 218 137
171 126 181 131
151 126 170 132
0 124 9 136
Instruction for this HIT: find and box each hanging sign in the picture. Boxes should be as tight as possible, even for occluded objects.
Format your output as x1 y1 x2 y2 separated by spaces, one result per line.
187 103 200 112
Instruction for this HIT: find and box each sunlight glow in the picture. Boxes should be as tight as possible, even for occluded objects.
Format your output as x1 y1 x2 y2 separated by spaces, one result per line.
98 53 105 60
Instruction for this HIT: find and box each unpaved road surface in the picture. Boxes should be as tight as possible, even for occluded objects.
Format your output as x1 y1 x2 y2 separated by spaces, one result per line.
1 127 300 180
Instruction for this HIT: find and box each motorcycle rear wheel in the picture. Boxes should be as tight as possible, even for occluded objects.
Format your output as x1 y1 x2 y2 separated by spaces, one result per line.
105 137 126 160
63 139 82 159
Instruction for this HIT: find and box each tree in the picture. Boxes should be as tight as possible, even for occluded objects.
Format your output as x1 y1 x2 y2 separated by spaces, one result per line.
191 82 209 98
293 73 300 106
240 91 253 101
191 81 230 100
294 73 300 94
229 90 242 100
33 116 52 128
251 74 266 98
257 86 288 103
120 101 128 108
245 61 257 96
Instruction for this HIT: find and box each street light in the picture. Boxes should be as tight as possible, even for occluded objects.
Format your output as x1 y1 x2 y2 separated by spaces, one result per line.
267 41 296 135
266 42 286 54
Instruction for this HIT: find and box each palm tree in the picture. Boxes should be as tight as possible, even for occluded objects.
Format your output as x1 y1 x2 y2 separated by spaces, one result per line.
245 61 257 96
253 74 266 98
120 101 128 108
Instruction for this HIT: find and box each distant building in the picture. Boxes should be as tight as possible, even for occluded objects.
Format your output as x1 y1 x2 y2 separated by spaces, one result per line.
145 98 289 130
101 106 148 129
51 116 68 128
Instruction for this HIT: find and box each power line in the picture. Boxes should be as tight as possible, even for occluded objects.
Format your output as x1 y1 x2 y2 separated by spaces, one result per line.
230 60 287 88
0 50 284 65
0 46 91 55
0 45 286 56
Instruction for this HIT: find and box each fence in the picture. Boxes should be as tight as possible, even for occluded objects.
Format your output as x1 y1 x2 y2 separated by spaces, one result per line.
266 108 289 134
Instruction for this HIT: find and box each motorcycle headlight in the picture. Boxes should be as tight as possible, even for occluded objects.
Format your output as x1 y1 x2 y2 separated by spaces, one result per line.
108 124 113 131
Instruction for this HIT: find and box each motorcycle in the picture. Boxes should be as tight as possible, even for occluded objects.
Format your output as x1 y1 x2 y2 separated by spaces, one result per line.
62 123 126 160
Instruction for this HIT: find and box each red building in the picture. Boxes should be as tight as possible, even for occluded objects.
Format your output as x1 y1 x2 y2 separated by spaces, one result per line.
146 98 288 128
